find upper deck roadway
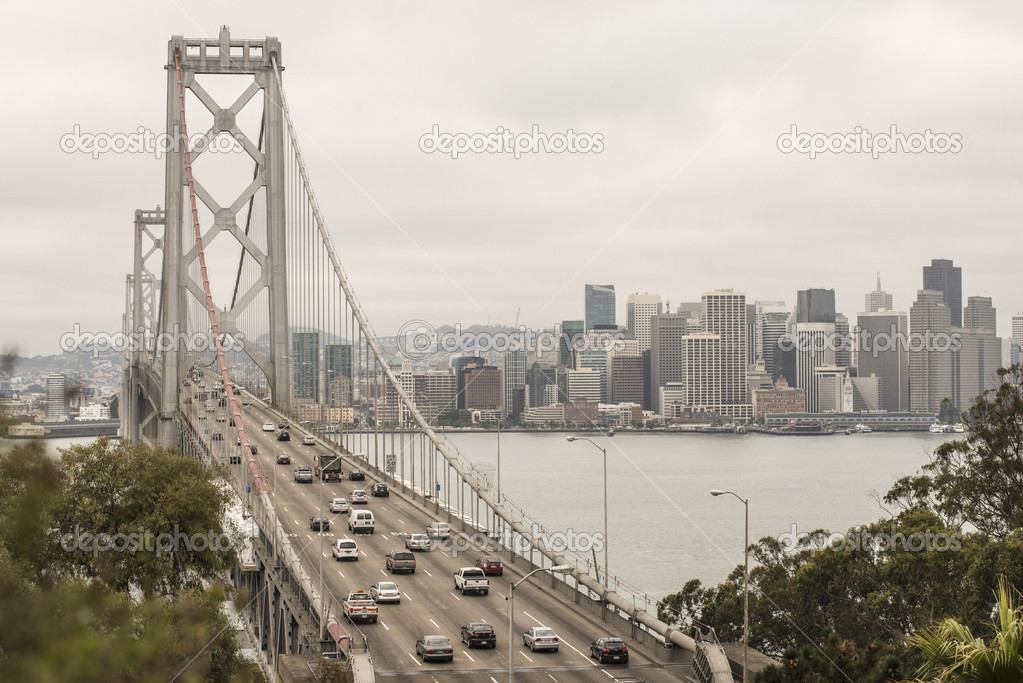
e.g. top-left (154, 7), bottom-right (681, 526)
top-left (220, 399), bottom-right (700, 682)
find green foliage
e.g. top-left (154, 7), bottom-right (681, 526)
top-left (755, 634), bottom-right (914, 683)
top-left (0, 440), bottom-right (262, 682)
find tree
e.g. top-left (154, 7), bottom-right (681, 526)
top-left (906, 577), bottom-right (1023, 682)
top-left (886, 364), bottom-right (1023, 538)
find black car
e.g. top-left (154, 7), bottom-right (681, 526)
top-left (460, 622), bottom-right (496, 648)
top-left (349, 469), bottom-right (365, 481)
top-left (211, 431), bottom-right (223, 441)
top-left (229, 453), bottom-right (241, 464)
top-left (310, 516), bottom-right (330, 532)
top-left (590, 636), bottom-right (629, 664)
top-left (371, 482), bottom-right (389, 497)
top-left (277, 430), bottom-right (290, 441)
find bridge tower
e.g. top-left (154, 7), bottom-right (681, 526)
top-left (154, 26), bottom-right (291, 445)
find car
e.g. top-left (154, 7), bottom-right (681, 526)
top-left (303, 434), bottom-right (316, 445)
top-left (242, 398), bottom-right (252, 406)
top-left (476, 556), bottom-right (503, 576)
top-left (216, 415), bottom-right (226, 422)
top-left (277, 430), bottom-right (290, 441)
top-left (294, 466), bottom-right (313, 483)
top-left (523, 626), bottom-right (559, 652)
top-left (276, 454), bottom-right (291, 465)
top-left (329, 497), bottom-right (349, 513)
top-left (211, 431), bottom-right (223, 441)
top-left (460, 622), bottom-right (496, 648)
top-left (405, 534), bottom-right (432, 551)
top-left (229, 453), bottom-right (241, 464)
top-left (349, 469), bottom-right (365, 481)
top-left (415, 635), bottom-right (453, 662)
top-left (278, 420), bottom-right (290, 429)
top-left (371, 482), bottom-right (389, 497)
top-left (350, 490), bottom-right (369, 504)
top-left (385, 550), bottom-right (416, 574)
top-left (426, 522), bottom-right (451, 539)
top-left (249, 444), bottom-right (258, 454)
top-left (331, 538), bottom-right (359, 561)
top-left (590, 636), bottom-right (629, 664)
top-left (262, 422), bottom-right (275, 432)
top-left (197, 413), bottom-right (207, 420)
top-left (310, 516), bottom-right (330, 532)
top-left (370, 581), bottom-right (401, 603)
top-left (347, 509), bottom-right (375, 534)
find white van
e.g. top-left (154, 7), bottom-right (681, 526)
top-left (348, 509), bottom-right (375, 534)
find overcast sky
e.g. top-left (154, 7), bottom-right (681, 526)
top-left (2, 1), bottom-right (1021, 358)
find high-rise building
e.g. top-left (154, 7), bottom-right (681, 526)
top-left (291, 330), bottom-right (320, 401)
top-left (835, 313), bottom-right (852, 369)
top-left (649, 313), bottom-right (690, 402)
top-left (610, 355), bottom-right (645, 405)
top-left (758, 303), bottom-right (793, 378)
top-left (701, 290), bottom-right (748, 406)
top-left (963, 296), bottom-right (996, 334)
top-left (909, 290), bottom-right (954, 413)
top-left (502, 349), bottom-right (527, 418)
top-left (865, 274), bottom-right (893, 313)
top-left (795, 323), bottom-right (836, 412)
top-left (585, 284), bottom-right (616, 331)
top-left (462, 365), bottom-right (503, 412)
top-left (576, 347), bottom-right (609, 402)
top-left (566, 367), bottom-right (602, 404)
top-left (559, 320), bottom-right (585, 367)
top-left (796, 288), bottom-right (836, 324)
top-left (673, 333), bottom-right (722, 413)
top-left (453, 356), bottom-right (486, 410)
top-left (626, 293), bottom-right (663, 352)
top-left (324, 342), bottom-right (352, 407)
top-left (1013, 313), bottom-right (1023, 346)
top-left (413, 369), bottom-right (457, 422)
top-left (857, 310), bottom-right (910, 412)
top-left (45, 373), bottom-right (68, 421)
top-left (955, 330), bottom-right (1002, 412)
top-left (526, 361), bottom-right (558, 408)
top-left (745, 303), bottom-right (757, 366)
top-left (923, 259), bottom-right (963, 327)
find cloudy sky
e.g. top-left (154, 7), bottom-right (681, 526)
top-left (2, 1), bottom-right (1021, 357)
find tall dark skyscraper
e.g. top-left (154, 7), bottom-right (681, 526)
top-left (584, 284), bottom-right (616, 330)
top-left (796, 288), bottom-right (836, 324)
top-left (559, 320), bottom-right (585, 367)
top-left (923, 259), bottom-right (963, 327)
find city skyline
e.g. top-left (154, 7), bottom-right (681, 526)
top-left (2, 3), bottom-right (1022, 359)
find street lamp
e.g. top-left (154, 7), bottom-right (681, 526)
top-left (565, 436), bottom-right (608, 590)
top-left (710, 489), bottom-right (749, 683)
top-left (318, 452), bottom-right (344, 639)
top-left (508, 564), bottom-right (573, 683)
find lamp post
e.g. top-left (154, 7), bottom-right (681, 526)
top-left (710, 489), bottom-right (748, 683)
top-left (508, 564), bottom-right (573, 683)
top-left (565, 436), bottom-right (608, 590)
top-left (318, 452), bottom-right (344, 640)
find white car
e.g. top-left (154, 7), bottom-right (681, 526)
top-left (262, 422), bottom-right (275, 432)
top-left (329, 497), bottom-right (349, 513)
top-left (405, 534), bottom-right (432, 551)
top-left (369, 581), bottom-right (401, 603)
top-left (332, 538), bottom-right (359, 561)
top-left (523, 626), bottom-right (560, 652)
top-left (426, 522), bottom-right (451, 540)
top-left (303, 434), bottom-right (316, 445)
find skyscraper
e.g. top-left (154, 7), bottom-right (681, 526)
top-left (453, 356), bottom-right (486, 410)
top-left (795, 323), bottom-right (836, 412)
top-left (857, 310), bottom-right (909, 412)
top-left (626, 293), bottom-right (663, 352)
top-left (559, 320), bottom-right (585, 367)
top-left (923, 259), bottom-right (963, 327)
top-left (758, 303), bottom-right (793, 378)
top-left (796, 288), bottom-right (836, 324)
top-left (701, 290), bottom-right (748, 407)
top-left (649, 312), bottom-right (690, 404)
top-left (45, 373), bottom-right (68, 421)
top-left (502, 349), bottom-right (527, 419)
top-left (291, 330), bottom-right (320, 401)
top-left (835, 313), bottom-right (852, 369)
top-left (865, 274), bottom-right (893, 313)
top-left (324, 342), bottom-right (352, 406)
top-left (585, 284), bottom-right (616, 330)
top-left (909, 290), bottom-right (953, 413)
top-left (963, 296), bottom-right (996, 334)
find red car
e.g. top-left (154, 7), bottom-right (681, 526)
top-left (476, 556), bottom-right (503, 576)
top-left (276, 454), bottom-right (291, 464)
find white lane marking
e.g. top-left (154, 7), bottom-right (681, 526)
top-left (561, 638), bottom-right (591, 664)
top-left (491, 678), bottom-right (500, 683)
top-left (337, 570), bottom-right (345, 578)
top-left (463, 651), bottom-right (475, 662)
top-left (423, 569), bottom-right (433, 577)
top-left (523, 610), bottom-right (543, 625)
top-left (408, 652), bottom-right (422, 666)
top-left (521, 652), bottom-right (534, 663)
top-left (429, 618), bottom-right (439, 629)
top-left (281, 505), bottom-right (288, 512)
top-left (449, 592), bottom-right (462, 601)
top-left (496, 591), bottom-right (506, 599)
top-left (381, 622), bottom-right (389, 631)
top-left (399, 519), bottom-right (406, 525)
top-left (403, 591), bottom-right (413, 602)
top-left (380, 569), bottom-right (388, 576)
top-left (294, 520), bottom-right (300, 525)
top-left (547, 675), bottom-right (558, 682)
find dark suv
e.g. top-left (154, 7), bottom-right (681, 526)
top-left (371, 482), bottom-right (389, 497)
top-left (460, 622), bottom-right (496, 648)
top-left (385, 550), bottom-right (416, 574)
top-left (277, 430), bottom-right (290, 441)
top-left (590, 636), bottom-right (629, 664)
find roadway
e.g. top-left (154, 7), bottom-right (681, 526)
top-left (220, 398), bottom-right (694, 682)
